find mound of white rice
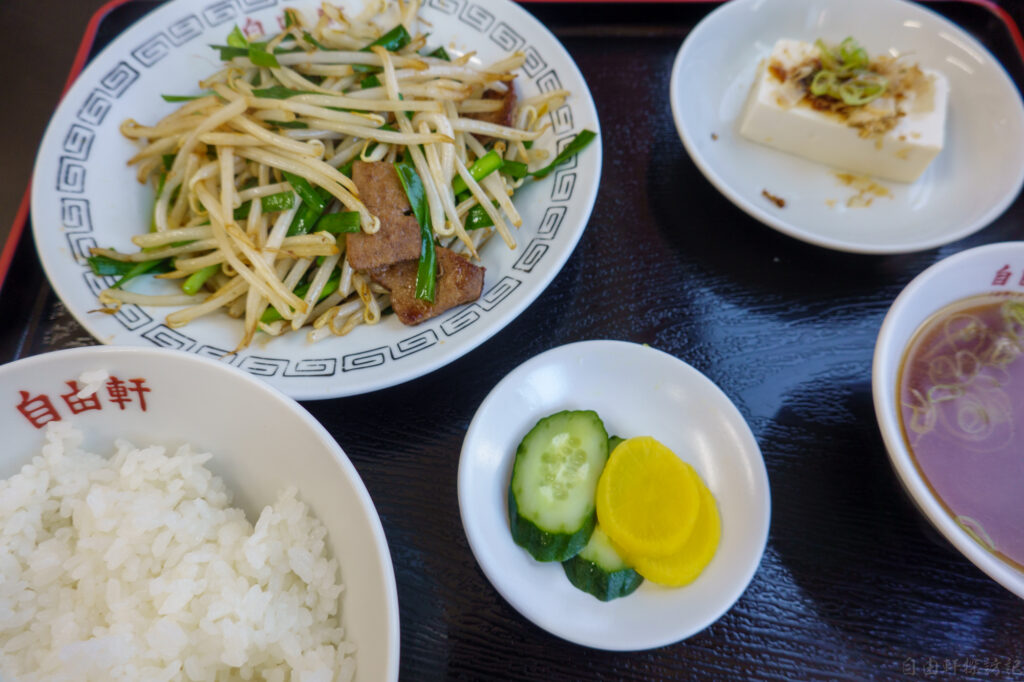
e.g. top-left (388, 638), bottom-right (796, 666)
top-left (0, 422), bottom-right (355, 682)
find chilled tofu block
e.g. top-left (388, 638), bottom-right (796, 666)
top-left (738, 39), bottom-right (949, 183)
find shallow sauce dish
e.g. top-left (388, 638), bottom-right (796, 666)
top-left (873, 242), bottom-right (1024, 599)
top-left (30, 0), bottom-right (600, 400)
top-left (0, 346), bottom-right (399, 680)
top-left (670, 0), bottom-right (1024, 253)
top-left (458, 340), bottom-right (770, 650)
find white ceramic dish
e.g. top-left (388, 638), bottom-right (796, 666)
top-left (670, 0), bottom-right (1024, 254)
top-left (873, 241), bottom-right (1024, 599)
top-left (30, 0), bottom-right (600, 400)
top-left (0, 346), bottom-right (399, 679)
top-left (458, 340), bottom-right (770, 650)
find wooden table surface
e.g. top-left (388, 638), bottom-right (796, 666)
top-left (3, 1), bottom-right (1024, 679)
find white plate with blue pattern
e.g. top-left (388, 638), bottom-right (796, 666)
top-left (31, 0), bottom-right (600, 400)
top-left (458, 341), bottom-right (771, 650)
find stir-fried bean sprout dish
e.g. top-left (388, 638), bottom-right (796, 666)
top-left (90, 0), bottom-right (596, 349)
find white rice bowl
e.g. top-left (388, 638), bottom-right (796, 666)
top-left (2, 423), bottom-right (351, 681)
top-left (0, 347), bottom-right (399, 682)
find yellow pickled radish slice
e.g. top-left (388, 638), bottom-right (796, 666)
top-left (595, 436), bottom-right (700, 558)
top-left (631, 476), bottom-right (721, 587)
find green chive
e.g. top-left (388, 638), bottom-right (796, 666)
top-left (282, 171), bottom-right (326, 213)
top-left (816, 39), bottom-right (840, 72)
top-left (501, 160), bottom-right (528, 180)
top-left (286, 186), bottom-right (332, 236)
top-left (302, 31), bottom-right (331, 51)
top-left (248, 46), bottom-right (280, 68)
top-left (181, 264), bottom-right (219, 295)
top-left (363, 25), bottom-right (412, 53)
top-left (426, 46), bottom-right (450, 61)
top-left (451, 150), bottom-right (504, 195)
top-left (261, 191), bottom-right (296, 213)
top-left (211, 41), bottom-right (300, 61)
top-left (810, 38), bottom-right (886, 105)
top-left (114, 259), bottom-right (169, 289)
top-left (161, 92), bottom-right (213, 102)
top-left (287, 204), bottom-right (322, 236)
top-left (394, 157), bottom-right (436, 302)
top-left (837, 76), bottom-right (887, 106)
top-left (87, 255), bottom-right (137, 277)
top-left (316, 211), bottom-right (361, 234)
top-left (465, 202), bottom-right (497, 230)
top-left (529, 129), bottom-right (597, 179)
top-left (85, 256), bottom-right (173, 289)
top-left (233, 191), bottom-right (296, 220)
top-left (212, 45), bottom-right (246, 60)
top-left (266, 120), bottom-right (309, 129)
top-left (810, 70), bottom-right (839, 97)
top-left (261, 270), bottom-right (341, 323)
top-left (353, 25), bottom-right (412, 72)
top-left (151, 172), bottom-right (169, 232)
top-left (226, 26), bottom-right (248, 48)
top-left (838, 37), bottom-right (869, 71)
top-left (252, 86), bottom-right (313, 99)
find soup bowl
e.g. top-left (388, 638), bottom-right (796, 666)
top-left (0, 346), bottom-right (399, 679)
top-left (873, 241), bottom-right (1024, 599)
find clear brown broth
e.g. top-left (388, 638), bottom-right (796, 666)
top-left (898, 292), bottom-right (1024, 568)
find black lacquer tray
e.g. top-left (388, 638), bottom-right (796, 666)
top-left (3, 1), bottom-right (1024, 679)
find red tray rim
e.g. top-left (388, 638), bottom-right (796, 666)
top-left (2, 0), bottom-right (1022, 292)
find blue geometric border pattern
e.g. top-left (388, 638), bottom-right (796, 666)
top-left (167, 15), bottom-right (205, 45)
top-left (286, 358), bottom-right (338, 376)
top-left (343, 347), bottom-right (388, 372)
top-left (240, 356), bottom-right (289, 376)
top-left (142, 325), bottom-right (197, 351)
top-left (490, 22), bottom-right (525, 52)
top-left (57, 158), bottom-right (87, 194)
top-left (60, 198), bottom-right (93, 231)
top-left (76, 90), bottom-right (112, 126)
top-left (392, 330), bottom-right (439, 358)
top-left (112, 304), bottom-right (153, 332)
top-left (513, 240), bottom-right (549, 274)
top-left (521, 46), bottom-right (546, 78)
top-left (132, 34), bottom-right (174, 67)
top-left (202, 0), bottom-right (239, 27)
top-left (197, 345), bottom-right (239, 361)
top-left (62, 125), bottom-right (95, 160)
top-left (238, 0), bottom-right (278, 10)
top-left (99, 61), bottom-right (140, 97)
top-left (68, 233), bottom-right (98, 262)
top-left (460, 2), bottom-right (494, 33)
top-left (54, 0), bottom-right (585, 384)
top-left (426, 0), bottom-right (461, 15)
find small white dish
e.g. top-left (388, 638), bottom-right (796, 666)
top-left (873, 241), bottom-right (1024, 599)
top-left (670, 0), bottom-right (1024, 254)
top-left (458, 340), bottom-right (770, 650)
top-left (0, 346), bottom-right (399, 680)
top-left (30, 0), bottom-right (600, 400)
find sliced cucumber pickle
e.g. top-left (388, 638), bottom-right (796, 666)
top-left (508, 410), bottom-right (609, 562)
top-left (562, 525), bottom-right (643, 601)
